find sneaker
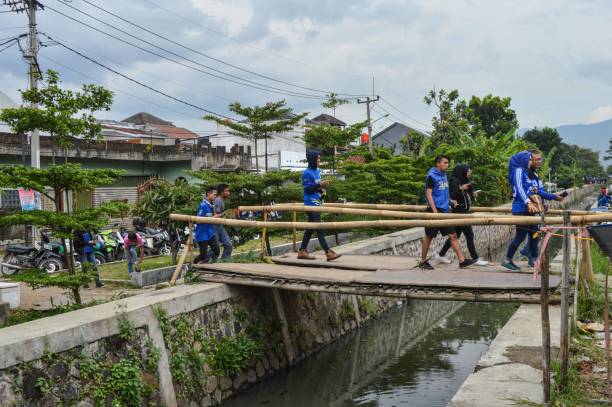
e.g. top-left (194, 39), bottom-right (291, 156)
top-left (96, 282), bottom-right (105, 288)
top-left (527, 257), bottom-right (536, 268)
top-left (459, 258), bottom-right (478, 268)
top-left (501, 258), bottom-right (521, 271)
top-left (433, 254), bottom-right (451, 264)
top-left (417, 261), bottom-right (434, 270)
top-left (474, 258), bottom-right (489, 266)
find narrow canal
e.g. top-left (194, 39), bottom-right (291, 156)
top-left (226, 300), bottom-right (518, 407)
top-left (226, 197), bottom-right (592, 407)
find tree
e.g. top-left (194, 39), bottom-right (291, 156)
top-left (399, 129), bottom-right (426, 158)
top-left (423, 88), bottom-right (469, 145)
top-left (0, 70), bottom-right (113, 164)
top-left (189, 169), bottom-right (302, 207)
top-left (467, 94), bottom-right (518, 137)
top-left (304, 121), bottom-right (365, 173)
top-left (605, 138), bottom-right (612, 161)
top-left (321, 92), bottom-right (349, 117)
top-left (0, 164), bottom-right (126, 304)
top-left (522, 127), bottom-right (562, 156)
top-left (204, 100), bottom-right (307, 173)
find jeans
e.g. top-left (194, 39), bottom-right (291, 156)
top-left (126, 246), bottom-right (139, 274)
top-left (80, 251), bottom-right (102, 286)
top-left (214, 225), bottom-right (233, 260)
top-left (506, 213), bottom-right (540, 260)
top-left (439, 225), bottom-right (479, 259)
top-left (299, 212), bottom-right (331, 252)
top-left (194, 239), bottom-right (220, 264)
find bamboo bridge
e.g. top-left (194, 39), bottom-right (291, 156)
top-left (169, 202), bottom-right (611, 305)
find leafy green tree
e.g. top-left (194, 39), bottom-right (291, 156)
top-left (0, 164), bottom-right (126, 304)
top-left (304, 121), bottom-right (365, 173)
top-left (466, 94), bottom-right (518, 137)
top-left (204, 100), bottom-right (307, 173)
top-left (0, 70), bottom-right (113, 164)
top-left (399, 129), bottom-right (426, 158)
top-left (605, 138), bottom-right (612, 161)
top-left (423, 88), bottom-right (469, 145)
top-left (338, 155), bottom-right (423, 204)
top-left (188, 169), bottom-right (302, 206)
top-left (522, 127), bottom-right (562, 156)
top-left (427, 131), bottom-right (528, 205)
top-left (321, 92), bottom-right (350, 117)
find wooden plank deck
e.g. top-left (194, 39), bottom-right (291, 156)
top-left (192, 255), bottom-right (560, 304)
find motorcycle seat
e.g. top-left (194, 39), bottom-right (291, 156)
top-left (6, 244), bottom-right (36, 254)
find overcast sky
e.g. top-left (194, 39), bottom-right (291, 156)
top-left (1, 0), bottom-right (612, 135)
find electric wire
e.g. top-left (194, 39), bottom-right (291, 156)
top-left (43, 2), bottom-right (331, 100)
top-left (39, 32), bottom-right (234, 120)
top-left (77, 0), bottom-right (367, 98)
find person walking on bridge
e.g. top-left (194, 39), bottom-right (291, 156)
top-left (502, 150), bottom-right (563, 271)
top-left (193, 186), bottom-right (221, 264)
top-left (434, 164), bottom-right (489, 267)
top-left (418, 155), bottom-right (477, 270)
top-left (297, 149), bottom-right (341, 261)
top-left (598, 187), bottom-right (612, 208)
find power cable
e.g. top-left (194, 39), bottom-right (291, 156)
top-left (39, 32), bottom-right (234, 120)
top-left (78, 0), bottom-right (367, 97)
top-left (138, 0), bottom-right (373, 81)
top-left (379, 96), bottom-right (433, 130)
top-left (43, 2), bottom-right (330, 100)
top-left (40, 30), bottom-right (233, 103)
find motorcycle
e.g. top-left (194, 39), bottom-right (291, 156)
top-left (98, 228), bottom-right (120, 262)
top-left (133, 218), bottom-right (172, 256)
top-left (1, 231), bottom-right (66, 275)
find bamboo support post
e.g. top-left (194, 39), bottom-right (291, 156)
top-left (560, 210), bottom-right (571, 388)
top-left (260, 210), bottom-right (268, 260)
top-left (291, 211), bottom-right (297, 252)
top-left (271, 288), bottom-right (295, 364)
top-left (573, 230), bottom-right (582, 327)
top-left (581, 228), bottom-right (595, 285)
top-left (605, 259), bottom-right (611, 397)
top-left (541, 235), bottom-right (552, 406)
top-left (171, 222), bottom-right (193, 285)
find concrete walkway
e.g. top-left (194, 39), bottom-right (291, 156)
top-left (448, 304), bottom-right (561, 406)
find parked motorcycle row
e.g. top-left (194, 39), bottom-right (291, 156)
top-left (0, 218), bottom-right (174, 276)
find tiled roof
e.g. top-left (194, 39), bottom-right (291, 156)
top-left (149, 124), bottom-right (198, 140)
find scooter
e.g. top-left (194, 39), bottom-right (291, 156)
top-left (1, 232), bottom-right (66, 275)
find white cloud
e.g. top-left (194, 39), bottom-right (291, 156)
top-left (585, 106), bottom-right (612, 124)
top-left (188, 0), bottom-right (254, 36)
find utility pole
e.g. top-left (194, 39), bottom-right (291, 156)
top-left (27, 0), bottom-right (40, 169)
top-left (357, 95), bottom-right (379, 153)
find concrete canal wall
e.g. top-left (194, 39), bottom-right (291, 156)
top-left (0, 185), bottom-right (595, 406)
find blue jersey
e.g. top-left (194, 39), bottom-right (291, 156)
top-left (302, 167), bottom-right (323, 206)
top-left (424, 167), bottom-right (450, 212)
top-left (194, 200), bottom-right (215, 242)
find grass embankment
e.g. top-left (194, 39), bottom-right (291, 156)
top-left (550, 244), bottom-right (612, 405)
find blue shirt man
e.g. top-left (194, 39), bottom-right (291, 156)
top-left (193, 187), bottom-right (221, 264)
top-left (419, 155), bottom-right (475, 270)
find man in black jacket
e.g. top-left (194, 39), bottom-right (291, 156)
top-left (434, 164), bottom-right (489, 266)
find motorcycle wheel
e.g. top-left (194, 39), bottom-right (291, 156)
top-left (40, 258), bottom-right (62, 274)
top-left (94, 254), bottom-right (105, 266)
top-left (0, 255), bottom-right (19, 276)
top-left (160, 244), bottom-right (171, 256)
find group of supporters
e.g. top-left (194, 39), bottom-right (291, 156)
top-left (188, 148), bottom-right (575, 272)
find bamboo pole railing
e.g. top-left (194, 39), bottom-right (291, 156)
top-left (237, 204), bottom-right (596, 221)
top-left (169, 212), bottom-right (612, 230)
top-left (271, 202), bottom-right (592, 216)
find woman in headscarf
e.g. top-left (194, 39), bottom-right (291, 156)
top-left (434, 164), bottom-right (489, 266)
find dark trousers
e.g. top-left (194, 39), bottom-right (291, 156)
top-left (193, 239), bottom-right (220, 264)
top-left (299, 212), bottom-right (330, 252)
top-left (79, 251), bottom-right (102, 287)
top-left (439, 225), bottom-right (479, 259)
top-left (506, 213), bottom-right (540, 260)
